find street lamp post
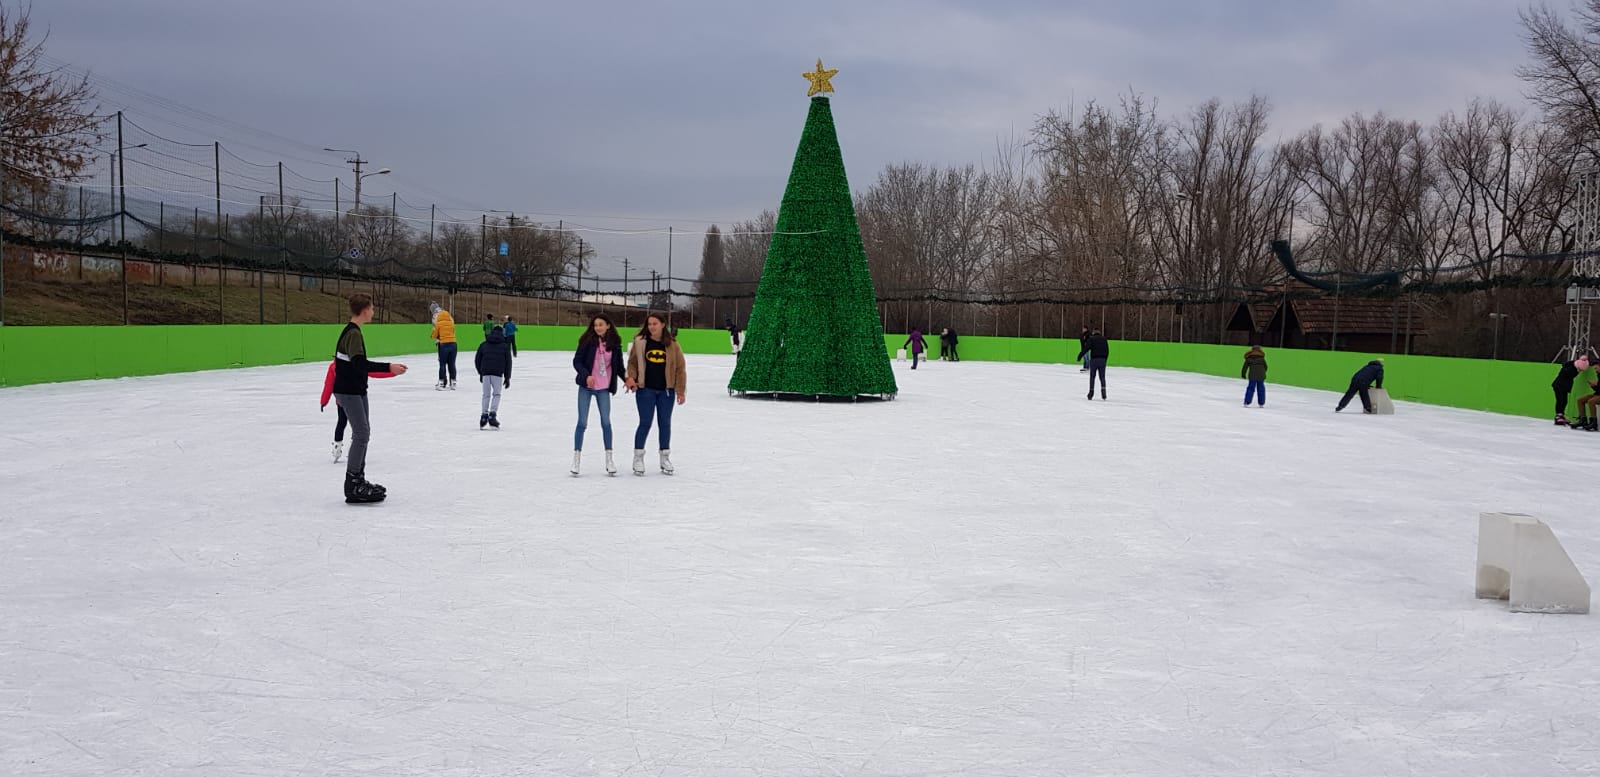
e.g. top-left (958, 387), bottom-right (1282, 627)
top-left (323, 148), bottom-right (389, 214)
top-left (324, 149), bottom-right (388, 274)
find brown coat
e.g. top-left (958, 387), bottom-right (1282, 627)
top-left (626, 335), bottom-right (687, 397)
top-left (1241, 348), bottom-right (1267, 381)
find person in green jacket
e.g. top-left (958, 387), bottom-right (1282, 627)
top-left (483, 314), bottom-right (495, 338)
top-left (1241, 345), bottom-right (1267, 407)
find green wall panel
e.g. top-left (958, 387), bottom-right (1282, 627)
top-left (0, 325), bottom-right (1582, 421)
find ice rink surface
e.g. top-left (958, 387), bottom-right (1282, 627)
top-left (2, 352), bottom-right (1597, 776)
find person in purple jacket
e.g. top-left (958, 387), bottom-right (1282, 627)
top-left (572, 314), bottom-right (625, 476)
top-left (902, 328), bottom-right (928, 369)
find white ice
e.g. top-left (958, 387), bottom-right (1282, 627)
top-left (2, 354), bottom-right (1597, 776)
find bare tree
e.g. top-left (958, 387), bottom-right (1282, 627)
top-left (1281, 113), bottom-right (1430, 276)
top-left (1029, 95), bottom-right (1167, 308)
top-left (856, 162), bottom-right (1002, 331)
top-left (0, 4), bottom-right (102, 198)
top-left (1519, 2), bottom-right (1600, 154)
top-left (718, 210), bottom-right (775, 323)
top-left (692, 224), bottom-right (726, 322)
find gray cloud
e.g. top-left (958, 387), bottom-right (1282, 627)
top-left (36, 0), bottom-right (1535, 279)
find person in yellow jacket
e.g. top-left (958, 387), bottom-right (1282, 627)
top-left (429, 302), bottom-right (458, 390)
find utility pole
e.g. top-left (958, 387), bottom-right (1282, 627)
top-left (118, 112), bottom-right (128, 324)
top-left (258, 195), bottom-right (266, 324)
top-left (582, 235), bottom-right (595, 298)
top-left (324, 148), bottom-right (388, 224)
top-left (0, 107), bottom-right (6, 327)
top-left (116, 112), bottom-right (126, 243)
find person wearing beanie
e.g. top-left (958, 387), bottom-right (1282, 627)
top-left (429, 302), bottom-right (458, 390)
top-left (1551, 353), bottom-right (1591, 426)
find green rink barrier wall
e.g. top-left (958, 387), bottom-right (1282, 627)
top-left (0, 324), bottom-right (1578, 420)
top-left (887, 333), bottom-right (1571, 419)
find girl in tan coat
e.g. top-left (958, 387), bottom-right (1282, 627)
top-left (625, 313), bottom-right (688, 475)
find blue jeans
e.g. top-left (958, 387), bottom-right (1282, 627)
top-left (575, 387), bottom-right (613, 450)
top-left (1087, 358), bottom-right (1107, 393)
top-left (1244, 380), bottom-right (1266, 405)
top-left (634, 387), bottom-right (676, 449)
top-left (437, 342), bottom-right (458, 383)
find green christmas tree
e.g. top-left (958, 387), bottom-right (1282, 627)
top-left (728, 62), bottom-right (898, 399)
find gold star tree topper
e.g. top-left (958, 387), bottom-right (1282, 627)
top-left (804, 59), bottom-right (838, 97)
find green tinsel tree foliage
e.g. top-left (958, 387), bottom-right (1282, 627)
top-left (728, 96), bottom-right (897, 398)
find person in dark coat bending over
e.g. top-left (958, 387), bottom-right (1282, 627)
top-left (1550, 353), bottom-right (1591, 426)
top-left (1335, 359), bottom-right (1385, 414)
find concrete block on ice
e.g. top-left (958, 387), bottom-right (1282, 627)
top-left (1368, 387), bottom-right (1395, 414)
top-left (1477, 512), bottom-right (1590, 614)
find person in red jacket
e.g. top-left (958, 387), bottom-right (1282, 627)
top-left (320, 358), bottom-right (394, 463)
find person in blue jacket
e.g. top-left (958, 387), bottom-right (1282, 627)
top-left (502, 315), bottom-right (519, 357)
top-left (1335, 359), bottom-right (1384, 413)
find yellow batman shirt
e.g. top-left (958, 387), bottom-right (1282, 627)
top-left (643, 339), bottom-right (668, 390)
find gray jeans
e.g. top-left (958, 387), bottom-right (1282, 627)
top-left (481, 375), bottom-right (504, 414)
top-left (333, 393), bottom-right (370, 475)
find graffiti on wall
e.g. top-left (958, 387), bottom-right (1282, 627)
top-left (126, 261), bottom-right (155, 281)
top-left (32, 251), bottom-right (71, 275)
top-left (81, 256), bottom-right (122, 274)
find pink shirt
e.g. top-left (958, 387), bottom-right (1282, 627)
top-left (591, 343), bottom-right (611, 389)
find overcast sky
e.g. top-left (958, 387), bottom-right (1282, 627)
top-left (35, 0), bottom-right (1536, 283)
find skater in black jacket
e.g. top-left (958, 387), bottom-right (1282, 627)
top-left (1335, 359), bottom-right (1385, 413)
top-left (475, 325), bottom-right (513, 429)
top-left (1551, 354), bottom-right (1591, 426)
top-left (1077, 329), bottom-right (1109, 399)
top-left (332, 294), bottom-right (408, 503)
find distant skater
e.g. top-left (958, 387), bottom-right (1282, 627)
top-left (1241, 345), bottom-right (1267, 407)
top-left (903, 329), bottom-right (927, 369)
top-left (1078, 329), bottom-right (1109, 400)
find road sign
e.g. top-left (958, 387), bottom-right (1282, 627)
top-left (498, 241), bottom-right (509, 256)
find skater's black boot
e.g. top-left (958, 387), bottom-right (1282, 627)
top-left (1101, 388), bottom-right (1106, 400)
top-left (1571, 416), bottom-right (1589, 430)
top-left (479, 413), bottom-right (489, 429)
top-left (1086, 390), bottom-right (1094, 400)
top-left (488, 412), bottom-right (500, 428)
top-left (344, 471), bottom-right (385, 503)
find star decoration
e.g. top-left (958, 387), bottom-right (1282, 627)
top-left (804, 59), bottom-right (838, 97)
